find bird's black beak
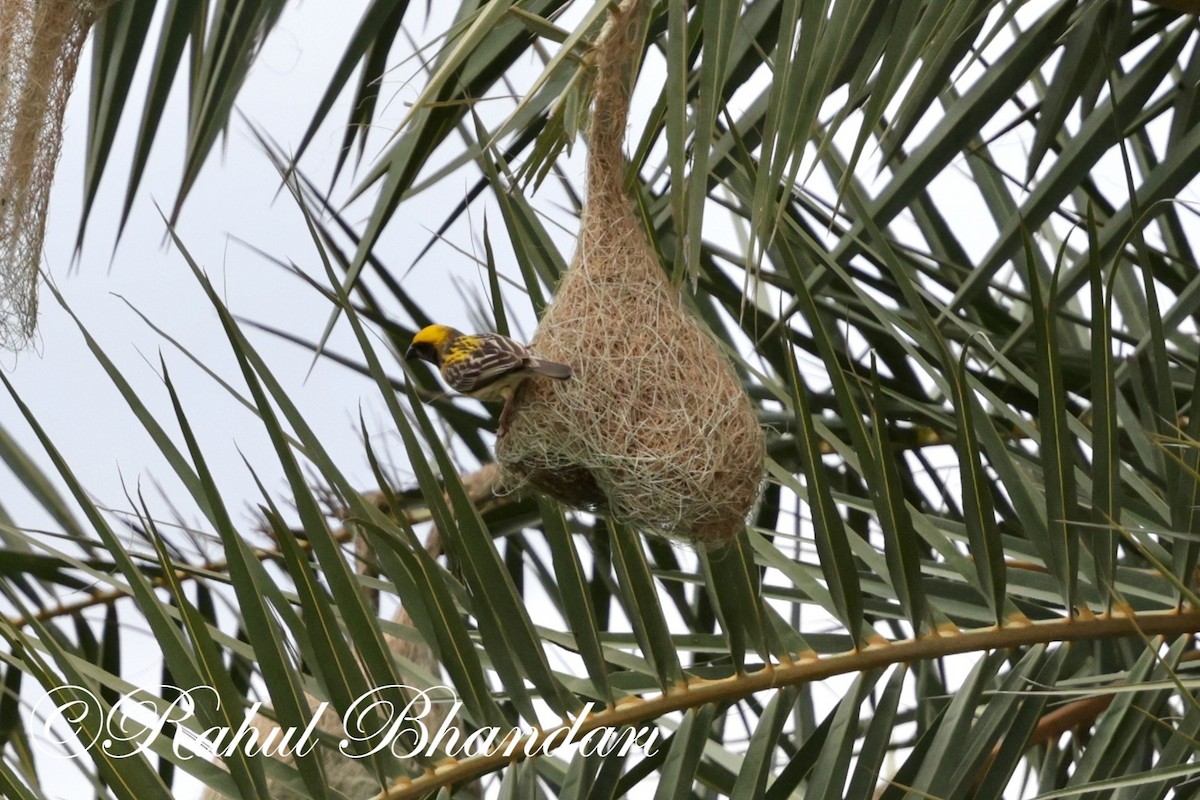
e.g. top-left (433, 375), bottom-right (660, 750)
top-left (404, 345), bottom-right (417, 360)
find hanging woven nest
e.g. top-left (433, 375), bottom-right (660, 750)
top-left (0, 0), bottom-right (113, 350)
top-left (496, 0), bottom-right (764, 546)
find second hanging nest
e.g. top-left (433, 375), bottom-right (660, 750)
top-left (0, 0), bottom-right (116, 349)
top-left (495, 0), bottom-right (764, 546)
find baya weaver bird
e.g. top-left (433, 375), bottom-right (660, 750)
top-left (405, 324), bottom-right (573, 402)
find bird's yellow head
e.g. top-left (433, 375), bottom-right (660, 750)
top-left (405, 324), bottom-right (461, 365)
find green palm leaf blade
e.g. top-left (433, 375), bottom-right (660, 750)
top-left (951, 353), bottom-right (1009, 625)
top-left (78, 0), bottom-right (155, 250)
top-left (782, 351), bottom-right (865, 645)
top-left (364, 512), bottom-right (506, 727)
top-left (1061, 636), bottom-right (1189, 794)
top-left (0, 756), bottom-right (42, 800)
top-left (0, 376), bottom-right (275, 796)
top-left (140, 522), bottom-right (276, 800)
top-left (1086, 206), bottom-right (1119, 611)
top-left (729, 686), bottom-right (798, 800)
top-left (291, 0), bottom-right (412, 180)
top-left (173, 0), bottom-right (289, 224)
top-left (556, 751), bottom-right (603, 800)
top-left (1023, 234), bottom-right (1081, 614)
top-left (841, 664), bottom-right (907, 800)
top-left (607, 521), bottom-right (685, 691)
top-left (0, 423), bottom-right (89, 550)
top-left (0, 597), bottom-right (173, 800)
top-left (113, 0), bottom-right (203, 240)
top-left (1111, 120), bottom-right (1191, 602)
top-left (1026, 2), bottom-right (1128, 181)
top-left (651, 704), bottom-right (717, 800)
top-left (761, 686), bottom-right (839, 800)
top-left (475, 135), bottom-right (557, 314)
top-left (539, 498), bottom-right (613, 704)
top-left (951, 16), bottom-right (1191, 312)
top-left (866, 363), bottom-right (928, 635)
top-left (280, 213), bottom-right (518, 725)
top-left (682, 0), bottom-right (738, 286)
top-left (151, 378), bottom-right (337, 797)
top-left (879, 0), bottom-right (994, 167)
top-left (313, 0), bottom-right (571, 354)
top-left (697, 536), bottom-right (778, 672)
top-left (804, 668), bottom-right (884, 800)
top-left (1128, 676), bottom-right (1200, 800)
top-left (936, 645), bottom-right (1058, 795)
top-left (970, 645), bottom-right (1070, 800)
top-left (396, 381), bottom-right (579, 719)
top-left (663, 0), bottom-right (690, 285)
top-left (1175, 363), bottom-right (1200, 601)
top-left (906, 650), bottom-right (1009, 794)
top-left (165, 228), bottom-right (454, 774)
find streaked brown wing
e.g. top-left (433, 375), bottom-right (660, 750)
top-left (442, 334), bottom-right (528, 393)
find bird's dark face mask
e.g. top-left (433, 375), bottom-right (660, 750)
top-left (405, 341), bottom-right (438, 364)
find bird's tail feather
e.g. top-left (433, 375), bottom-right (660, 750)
top-left (527, 358), bottom-right (573, 379)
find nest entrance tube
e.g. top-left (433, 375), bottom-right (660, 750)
top-left (496, 0), bottom-right (765, 546)
top-left (0, 0), bottom-right (111, 349)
